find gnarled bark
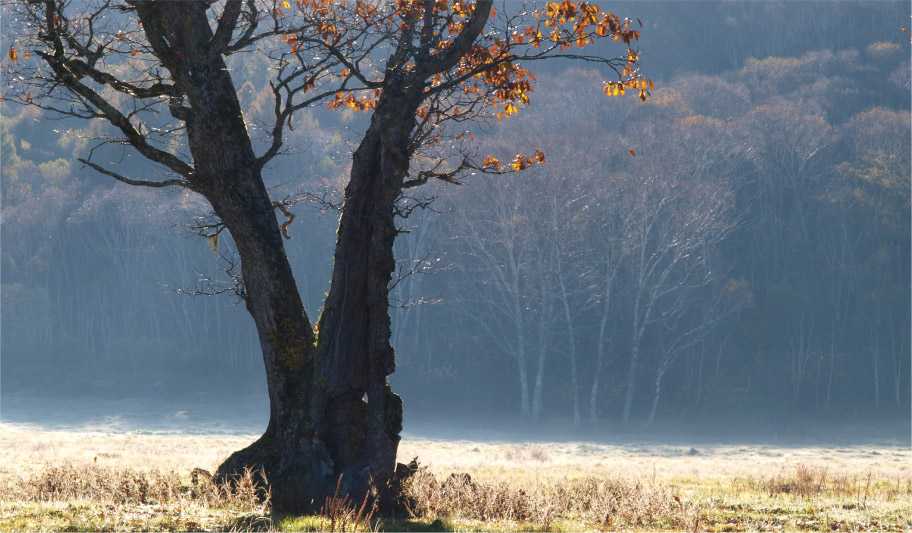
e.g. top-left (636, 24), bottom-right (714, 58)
top-left (312, 88), bottom-right (420, 507)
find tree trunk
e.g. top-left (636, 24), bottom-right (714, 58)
top-left (133, 2), bottom-right (407, 513)
top-left (590, 305), bottom-right (610, 422)
top-left (621, 340), bottom-right (641, 425)
top-left (130, 3), bottom-right (334, 512)
top-left (309, 89), bottom-right (425, 509)
top-left (590, 263), bottom-right (615, 422)
top-left (622, 291), bottom-right (647, 425)
top-left (313, 121), bottom-right (405, 506)
top-left (646, 368), bottom-right (666, 426)
top-left (556, 269), bottom-right (581, 426)
top-left (512, 275), bottom-right (531, 419)
top-left (531, 344), bottom-right (546, 422)
top-left (872, 315), bottom-right (880, 410)
top-left (531, 282), bottom-right (552, 422)
top-left (893, 315), bottom-right (908, 409)
top-left (826, 322), bottom-right (836, 413)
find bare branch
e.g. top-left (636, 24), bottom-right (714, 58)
top-left (415, 0), bottom-right (493, 78)
top-left (211, 0), bottom-right (245, 58)
top-left (168, 252), bottom-right (247, 304)
top-left (78, 158), bottom-right (198, 191)
top-left (272, 198), bottom-right (297, 239)
top-left (38, 47), bottom-right (195, 178)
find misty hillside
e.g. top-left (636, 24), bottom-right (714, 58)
top-left (1, 0), bottom-right (909, 427)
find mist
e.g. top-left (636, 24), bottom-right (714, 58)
top-left (2, 0), bottom-right (909, 444)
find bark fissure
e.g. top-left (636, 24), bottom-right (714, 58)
top-left (315, 91), bottom-right (419, 502)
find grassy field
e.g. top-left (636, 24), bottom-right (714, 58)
top-left (0, 421), bottom-right (909, 532)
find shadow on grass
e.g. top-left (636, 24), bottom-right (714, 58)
top-left (273, 514), bottom-right (450, 532)
top-left (222, 513), bottom-right (275, 532)
top-left (379, 518), bottom-right (449, 531)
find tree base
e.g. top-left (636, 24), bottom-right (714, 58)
top-left (216, 428), bottom-right (336, 513)
top-left (215, 399), bottom-right (411, 515)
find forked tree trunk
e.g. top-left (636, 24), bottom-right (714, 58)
top-left (133, 2), bottom-right (408, 514)
top-left (221, 98), bottom-right (421, 513)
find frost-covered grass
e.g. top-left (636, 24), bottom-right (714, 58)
top-left (1, 423), bottom-right (909, 531)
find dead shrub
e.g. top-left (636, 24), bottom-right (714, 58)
top-left (405, 467), bottom-right (688, 529)
top-left (28, 463), bottom-right (180, 504)
top-left (319, 475), bottom-right (378, 532)
top-left (503, 444), bottom-right (551, 463)
top-left (6, 462), bottom-right (267, 513)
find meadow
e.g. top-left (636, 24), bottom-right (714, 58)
top-left (0, 420), bottom-right (909, 532)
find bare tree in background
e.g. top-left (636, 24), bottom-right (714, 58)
top-left (616, 159), bottom-right (735, 425)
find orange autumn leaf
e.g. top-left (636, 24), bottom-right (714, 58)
top-left (8, 46), bottom-right (17, 62)
top-left (511, 153), bottom-right (526, 171)
top-left (482, 155), bottom-right (501, 170)
top-left (628, 149), bottom-right (636, 157)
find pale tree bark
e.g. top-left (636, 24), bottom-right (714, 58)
top-left (547, 200), bottom-right (584, 426)
top-left (588, 189), bottom-right (632, 422)
top-left (617, 163), bottom-right (734, 425)
top-left (530, 256), bottom-right (554, 423)
top-left (453, 176), bottom-right (534, 418)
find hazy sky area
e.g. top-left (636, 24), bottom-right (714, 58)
top-left (1, 0), bottom-right (909, 440)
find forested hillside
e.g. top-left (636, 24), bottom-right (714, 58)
top-left (2, 1), bottom-right (909, 425)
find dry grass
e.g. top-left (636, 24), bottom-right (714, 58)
top-left (398, 463), bottom-right (910, 532)
top-left (403, 469), bottom-right (686, 530)
top-left (318, 476), bottom-right (379, 532)
top-left (0, 423), bottom-right (252, 478)
top-left (0, 422), bottom-right (909, 532)
top-left (0, 462), bottom-right (271, 531)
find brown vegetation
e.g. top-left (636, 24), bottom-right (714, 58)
top-left (0, 426), bottom-right (909, 531)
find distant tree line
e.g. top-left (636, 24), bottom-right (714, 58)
top-left (2, 1), bottom-right (908, 424)
top-left (389, 37), bottom-right (911, 423)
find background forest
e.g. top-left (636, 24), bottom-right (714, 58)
top-left (2, 1), bottom-right (909, 426)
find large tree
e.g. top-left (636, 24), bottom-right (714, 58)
top-left (4, 0), bottom-right (647, 511)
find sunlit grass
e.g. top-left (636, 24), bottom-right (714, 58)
top-left (0, 423), bottom-right (909, 532)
